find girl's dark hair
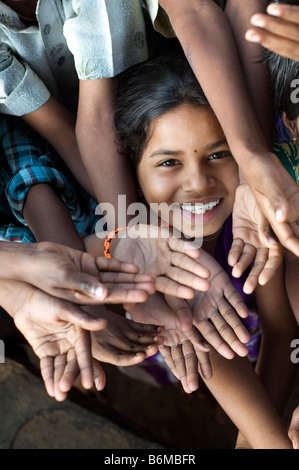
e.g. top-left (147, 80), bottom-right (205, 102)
top-left (264, 0), bottom-right (299, 120)
top-left (114, 55), bottom-right (209, 167)
top-left (264, 50), bottom-right (299, 121)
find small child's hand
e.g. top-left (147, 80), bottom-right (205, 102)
top-left (15, 241), bottom-right (155, 305)
top-left (159, 327), bottom-right (211, 392)
top-left (229, 182), bottom-right (283, 293)
top-left (40, 350), bottom-right (106, 402)
top-left (237, 152), bottom-right (299, 258)
top-left (89, 306), bottom-right (162, 366)
top-left (186, 250), bottom-right (250, 360)
top-left (2, 280), bottom-right (109, 400)
top-left (246, 3), bottom-right (299, 61)
top-left (111, 224), bottom-right (211, 299)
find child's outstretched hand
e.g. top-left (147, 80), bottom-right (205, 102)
top-left (1, 280), bottom-right (109, 399)
top-left (7, 241), bottom-right (155, 305)
top-left (246, 3), bottom-right (299, 61)
top-left (88, 307), bottom-right (162, 366)
top-left (102, 224), bottom-right (211, 299)
top-left (228, 182), bottom-right (283, 294)
top-left (40, 350), bottom-right (106, 402)
top-left (39, 303), bottom-right (162, 402)
top-left (237, 152), bottom-right (299, 258)
top-left (166, 259), bottom-right (251, 361)
top-left (158, 327), bottom-right (211, 392)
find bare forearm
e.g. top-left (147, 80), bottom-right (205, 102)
top-left (22, 97), bottom-right (95, 198)
top-left (285, 251), bottom-right (299, 326)
top-left (76, 119), bottom-right (137, 228)
top-left (203, 351), bottom-right (292, 448)
top-left (255, 277), bottom-right (299, 417)
top-left (225, 0), bottom-right (273, 148)
top-left (76, 78), bottom-right (137, 230)
top-left (161, 0), bottom-right (268, 159)
top-left (23, 184), bottom-right (84, 250)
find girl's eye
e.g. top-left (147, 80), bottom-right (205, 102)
top-left (158, 159), bottom-right (180, 167)
top-left (208, 151), bottom-right (232, 161)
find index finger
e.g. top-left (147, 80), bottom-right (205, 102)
top-left (267, 3), bottom-right (299, 24)
top-left (251, 13), bottom-right (299, 42)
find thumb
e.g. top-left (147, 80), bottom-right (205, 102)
top-left (165, 295), bottom-right (193, 332)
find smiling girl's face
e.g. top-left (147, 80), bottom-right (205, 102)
top-left (137, 103), bottom-right (239, 238)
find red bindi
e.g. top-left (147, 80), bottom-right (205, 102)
top-left (194, 149), bottom-right (197, 153)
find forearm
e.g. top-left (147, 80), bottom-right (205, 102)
top-left (225, 0), bottom-right (274, 148)
top-left (255, 334), bottom-right (298, 417)
top-left (202, 351), bottom-right (292, 448)
top-left (160, 0), bottom-right (269, 159)
top-left (23, 184), bottom-right (84, 250)
top-left (22, 97), bottom-right (95, 198)
top-left (285, 250), bottom-right (299, 326)
top-left (76, 78), bottom-right (137, 230)
top-left (255, 277), bottom-right (299, 416)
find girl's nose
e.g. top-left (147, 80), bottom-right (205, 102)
top-left (182, 164), bottom-right (216, 193)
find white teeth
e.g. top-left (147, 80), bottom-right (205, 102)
top-left (181, 199), bottom-right (220, 215)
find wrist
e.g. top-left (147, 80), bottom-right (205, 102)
top-left (0, 242), bottom-right (38, 282)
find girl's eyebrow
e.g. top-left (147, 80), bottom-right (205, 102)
top-left (148, 149), bottom-right (181, 158)
top-left (206, 139), bottom-right (228, 152)
top-left (148, 139), bottom-right (228, 158)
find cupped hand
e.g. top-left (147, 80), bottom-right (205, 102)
top-left (159, 326), bottom-right (212, 392)
top-left (238, 153), bottom-right (299, 258)
top-left (17, 241), bottom-right (155, 304)
top-left (186, 250), bottom-right (251, 359)
top-left (229, 182), bottom-right (283, 293)
top-left (111, 224), bottom-right (211, 299)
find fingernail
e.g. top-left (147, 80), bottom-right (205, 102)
top-left (94, 377), bottom-right (101, 390)
top-left (95, 286), bottom-right (105, 299)
top-left (251, 16), bottom-right (265, 27)
top-left (267, 4), bottom-right (280, 16)
top-left (245, 30), bottom-right (261, 42)
top-left (276, 209), bottom-right (285, 222)
top-left (268, 236), bottom-right (278, 245)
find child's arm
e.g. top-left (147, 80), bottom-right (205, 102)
top-left (202, 350), bottom-right (292, 448)
top-left (254, 263), bottom-right (298, 416)
top-left (22, 183), bottom-right (85, 250)
top-left (235, 262), bottom-right (298, 448)
top-left (1, 114), bottom-right (86, 250)
top-left (22, 96), bottom-right (95, 198)
top-left (75, 77), bottom-right (137, 230)
top-left (158, 0), bottom-right (299, 257)
top-left (225, 0), bottom-right (273, 147)
top-left (285, 250), bottom-right (299, 326)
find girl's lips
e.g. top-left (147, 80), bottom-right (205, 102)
top-left (179, 198), bottom-right (224, 224)
top-left (181, 198), bottom-right (221, 215)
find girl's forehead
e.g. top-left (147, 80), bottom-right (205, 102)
top-left (145, 104), bottom-right (225, 148)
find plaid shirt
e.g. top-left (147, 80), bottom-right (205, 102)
top-left (0, 115), bottom-right (98, 243)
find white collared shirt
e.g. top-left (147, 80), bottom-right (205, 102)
top-left (0, 0), bottom-right (148, 116)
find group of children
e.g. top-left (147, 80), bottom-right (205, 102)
top-left (0, 0), bottom-right (298, 449)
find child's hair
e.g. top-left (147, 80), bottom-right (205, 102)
top-left (114, 55), bottom-right (210, 167)
top-left (264, 50), bottom-right (299, 121)
top-left (264, 0), bottom-right (299, 121)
